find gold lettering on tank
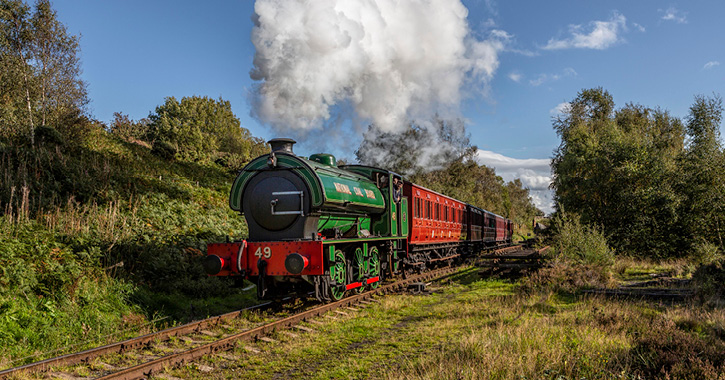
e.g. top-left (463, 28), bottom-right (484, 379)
top-left (334, 182), bottom-right (352, 195)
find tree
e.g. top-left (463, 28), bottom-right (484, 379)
top-left (0, 0), bottom-right (87, 142)
top-left (551, 88), bottom-right (686, 257)
top-left (30, 0), bottom-right (87, 128)
top-left (679, 94), bottom-right (724, 249)
top-left (355, 116), bottom-right (541, 226)
top-left (147, 95), bottom-right (264, 162)
top-left (0, 0), bottom-right (34, 138)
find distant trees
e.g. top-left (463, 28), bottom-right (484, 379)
top-left (409, 160), bottom-right (542, 227)
top-left (0, 0), bottom-right (88, 143)
top-left (551, 88), bottom-right (724, 257)
top-left (355, 118), bottom-right (542, 229)
top-left (145, 95), bottom-right (267, 164)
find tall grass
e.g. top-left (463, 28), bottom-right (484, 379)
top-left (0, 133), bottom-right (255, 365)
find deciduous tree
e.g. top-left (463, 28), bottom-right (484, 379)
top-left (0, 0), bottom-right (87, 143)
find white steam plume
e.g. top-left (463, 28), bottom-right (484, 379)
top-left (249, 0), bottom-right (506, 134)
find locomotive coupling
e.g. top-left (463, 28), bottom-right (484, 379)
top-left (284, 253), bottom-right (309, 274)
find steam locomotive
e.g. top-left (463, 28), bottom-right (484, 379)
top-left (204, 138), bottom-right (513, 301)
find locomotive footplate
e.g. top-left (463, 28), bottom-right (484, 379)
top-left (206, 240), bottom-right (325, 277)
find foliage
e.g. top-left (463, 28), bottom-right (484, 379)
top-left (549, 211), bottom-right (614, 267)
top-left (678, 94), bottom-right (725, 251)
top-left (625, 317), bottom-right (725, 379)
top-left (146, 95), bottom-right (267, 162)
top-left (151, 139), bottom-right (176, 160)
top-left (550, 88), bottom-right (725, 257)
top-left (0, 0), bottom-right (88, 143)
top-left (33, 124), bottom-right (63, 145)
top-left (109, 112), bottom-right (150, 143)
top-left (692, 257), bottom-right (725, 307)
top-left (0, 129), bottom-right (259, 362)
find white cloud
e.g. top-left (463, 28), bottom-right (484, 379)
top-left (475, 149), bottom-right (554, 214)
top-left (550, 102), bottom-right (571, 115)
top-left (660, 7), bottom-right (687, 24)
top-left (704, 61), bottom-right (720, 70)
top-left (633, 23), bottom-right (646, 32)
top-left (529, 67), bottom-right (577, 87)
top-left (542, 12), bottom-right (627, 50)
top-left (508, 72), bottom-right (522, 82)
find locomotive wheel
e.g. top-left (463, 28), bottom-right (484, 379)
top-left (329, 250), bottom-right (347, 301)
top-left (353, 247), bottom-right (366, 294)
top-left (368, 247), bottom-right (381, 289)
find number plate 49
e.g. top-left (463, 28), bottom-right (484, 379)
top-left (254, 246), bottom-right (272, 259)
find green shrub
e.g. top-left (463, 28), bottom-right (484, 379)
top-left (692, 259), bottom-right (725, 307)
top-left (151, 140), bottom-right (177, 160)
top-left (689, 239), bottom-right (724, 267)
top-left (550, 211), bottom-right (614, 267)
top-left (109, 112), bottom-right (150, 142)
top-left (213, 152), bottom-right (249, 172)
top-left (34, 126), bottom-right (65, 146)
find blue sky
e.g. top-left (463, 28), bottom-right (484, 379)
top-left (52, 0), bottom-right (724, 213)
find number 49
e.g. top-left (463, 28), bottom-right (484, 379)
top-left (254, 246), bottom-right (272, 259)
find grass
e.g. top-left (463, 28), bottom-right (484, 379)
top-left (164, 267), bottom-right (725, 380)
top-left (0, 132), bottom-right (260, 366)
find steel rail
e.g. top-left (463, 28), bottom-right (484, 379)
top-left (97, 265), bottom-right (461, 380)
top-left (0, 301), bottom-right (274, 379)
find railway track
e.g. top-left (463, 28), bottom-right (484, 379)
top-left (1, 264), bottom-right (464, 380)
top-left (477, 245), bottom-right (550, 275)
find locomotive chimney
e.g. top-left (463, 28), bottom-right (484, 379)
top-left (268, 138), bottom-right (296, 155)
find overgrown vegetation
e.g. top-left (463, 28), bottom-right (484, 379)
top-left (0, 130), bottom-right (261, 364)
top-left (551, 88), bottom-right (724, 258)
top-left (182, 270), bottom-right (725, 380)
top-left (2, 0), bottom-right (724, 377)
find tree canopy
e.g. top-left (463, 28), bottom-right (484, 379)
top-left (551, 88), bottom-right (724, 257)
top-left (146, 95), bottom-right (267, 163)
top-left (0, 0), bottom-right (87, 143)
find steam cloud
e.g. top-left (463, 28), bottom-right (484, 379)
top-left (249, 0), bottom-right (507, 135)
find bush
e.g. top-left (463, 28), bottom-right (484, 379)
top-left (550, 211), bottom-right (614, 266)
top-left (109, 112), bottom-right (150, 142)
top-left (34, 125), bottom-right (65, 146)
top-left (213, 152), bottom-right (248, 172)
top-left (692, 258), bottom-right (725, 307)
top-left (151, 140), bottom-right (177, 160)
top-left (147, 96), bottom-right (252, 162)
top-left (518, 211), bottom-right (615, 294)
top-left (689, 239), bottom-right (724, 267)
